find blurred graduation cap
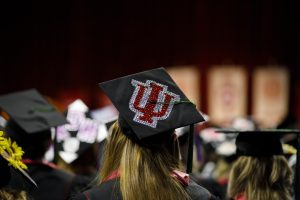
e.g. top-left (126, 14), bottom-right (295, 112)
top-left (215, 129), bottom-right (299, 156)
top-left (96, 116), bottom-right (118, 143)
top-left (56, 99), bottom-right (99, 164)
top-left (90, 105), bottom-right (118, 142)
top-left (0, 89), bottom-right (67, 134)
top-left (0, 130), bottom-right (37, 188)
top-left (99, 67), bottom-right (205, 173)
top-left (215, 129), bottom-right (300, 199)
top-left (199, 127), bottom-right (237, 157)
top-left (90, 105), bottom-right (118, 123)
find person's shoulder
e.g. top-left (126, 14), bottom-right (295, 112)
top-left (186, 179), bottom-right (220, 200)
top-left (29, 163), bottom-right (74, 180)
top-left (73, 179), bottom-right (121, 200)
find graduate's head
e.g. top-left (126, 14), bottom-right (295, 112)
top-left (99, 68), bottom-right (204, 139)
top-left (0, 89), bottom-right (67, 160)
top-left (100, 120), bottom-right (180, 177)
top-left (216, 130), bottom-right (297, 200)
top-left (99, 68), bottom-right (204, 159)
top-left (5, 120), bottom-right (51, 160)
top-left (98, 68), bottom-right (205, 200)
top-left (99, 120), bottom-right (186, 200)
top-left (228, 155), bottom-right (293, 200)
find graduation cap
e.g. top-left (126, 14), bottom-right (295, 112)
top-left (215, 129), bottom-right (300, 199)
top-left (0, 130), bottom-right (37, 188)
top-left (96, 116), bottom-right (118, 143)
top-left (99, 67), bottom-right (205, 173)
top-left (89, 105), bottom-right (118, 142)
top-left (56, 99), bottom-right (98, 164)
top-left (0, 89), bottom-right (67, 134)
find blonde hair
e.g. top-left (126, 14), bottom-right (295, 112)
top-left (99, 121), bottom-right (190, 200)
top-left (228, 156), bottom-right (293, 200)
top-left (0, 188), bottom-right (27, 200)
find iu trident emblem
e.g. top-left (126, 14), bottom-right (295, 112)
top-left (129, 79), bottom-right (180, 128)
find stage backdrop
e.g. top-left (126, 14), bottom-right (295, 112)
top-left (207, 66), bottom-right (248, 126)
top-left (167, 66), bottom-right (201, 109)
top-left (252, 66), bottom-right (289, 128)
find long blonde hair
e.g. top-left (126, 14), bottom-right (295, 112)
top-left (99, 121), bottom-right (190, 200)
top-left (228, 156), bottom-right (293, 200)
top-left (0, 188), bottom-right (27, 200)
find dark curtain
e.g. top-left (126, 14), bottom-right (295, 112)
top-left (0, 0), bottom-right (299, 109)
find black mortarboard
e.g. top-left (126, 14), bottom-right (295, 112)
top-left (215, 129), bottom-right (299, 156)
top-left (99, 67), bottom-right (205, 173)
top-left (216, 129), bottom-right (300, 199)
top-left (0, 89), bottom-right (67, 134)
top-left (99, 67), bottom-right (204, 140)
top-left (235, 132), bottom-right (283, 156)
top-left (56, 100), bottom-right (98, 164)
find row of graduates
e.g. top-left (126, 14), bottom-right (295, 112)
top-left (189, 117), bottom-right (299, 200)
top-left (0, 67), bottom-right (299, 200)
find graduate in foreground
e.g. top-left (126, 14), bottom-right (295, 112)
top-left (75, 67), bottom-right (218, 200)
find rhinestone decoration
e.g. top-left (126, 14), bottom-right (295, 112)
top-left (129, 79), bottom-right (180, 128)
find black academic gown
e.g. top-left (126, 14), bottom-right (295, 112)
top-left (73, 178), bottom-right (218, 200)
top-left (9, 162), bottom-right (90, 200)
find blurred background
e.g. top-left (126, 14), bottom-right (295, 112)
top-left (1, 0), bottom-right (300, 128)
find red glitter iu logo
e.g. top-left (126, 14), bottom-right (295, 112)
top-left (129, 79), bottom-right (180, 128)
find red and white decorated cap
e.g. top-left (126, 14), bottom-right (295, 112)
top-left (99, 67), bottom-right (205, 140)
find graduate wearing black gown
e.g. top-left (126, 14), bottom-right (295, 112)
top-left (75, 177), bottom-right (215, 200)
top-left (74, 68), bottom-right (218, 200)
top-left (0, 89), bottom-right (90, 200)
